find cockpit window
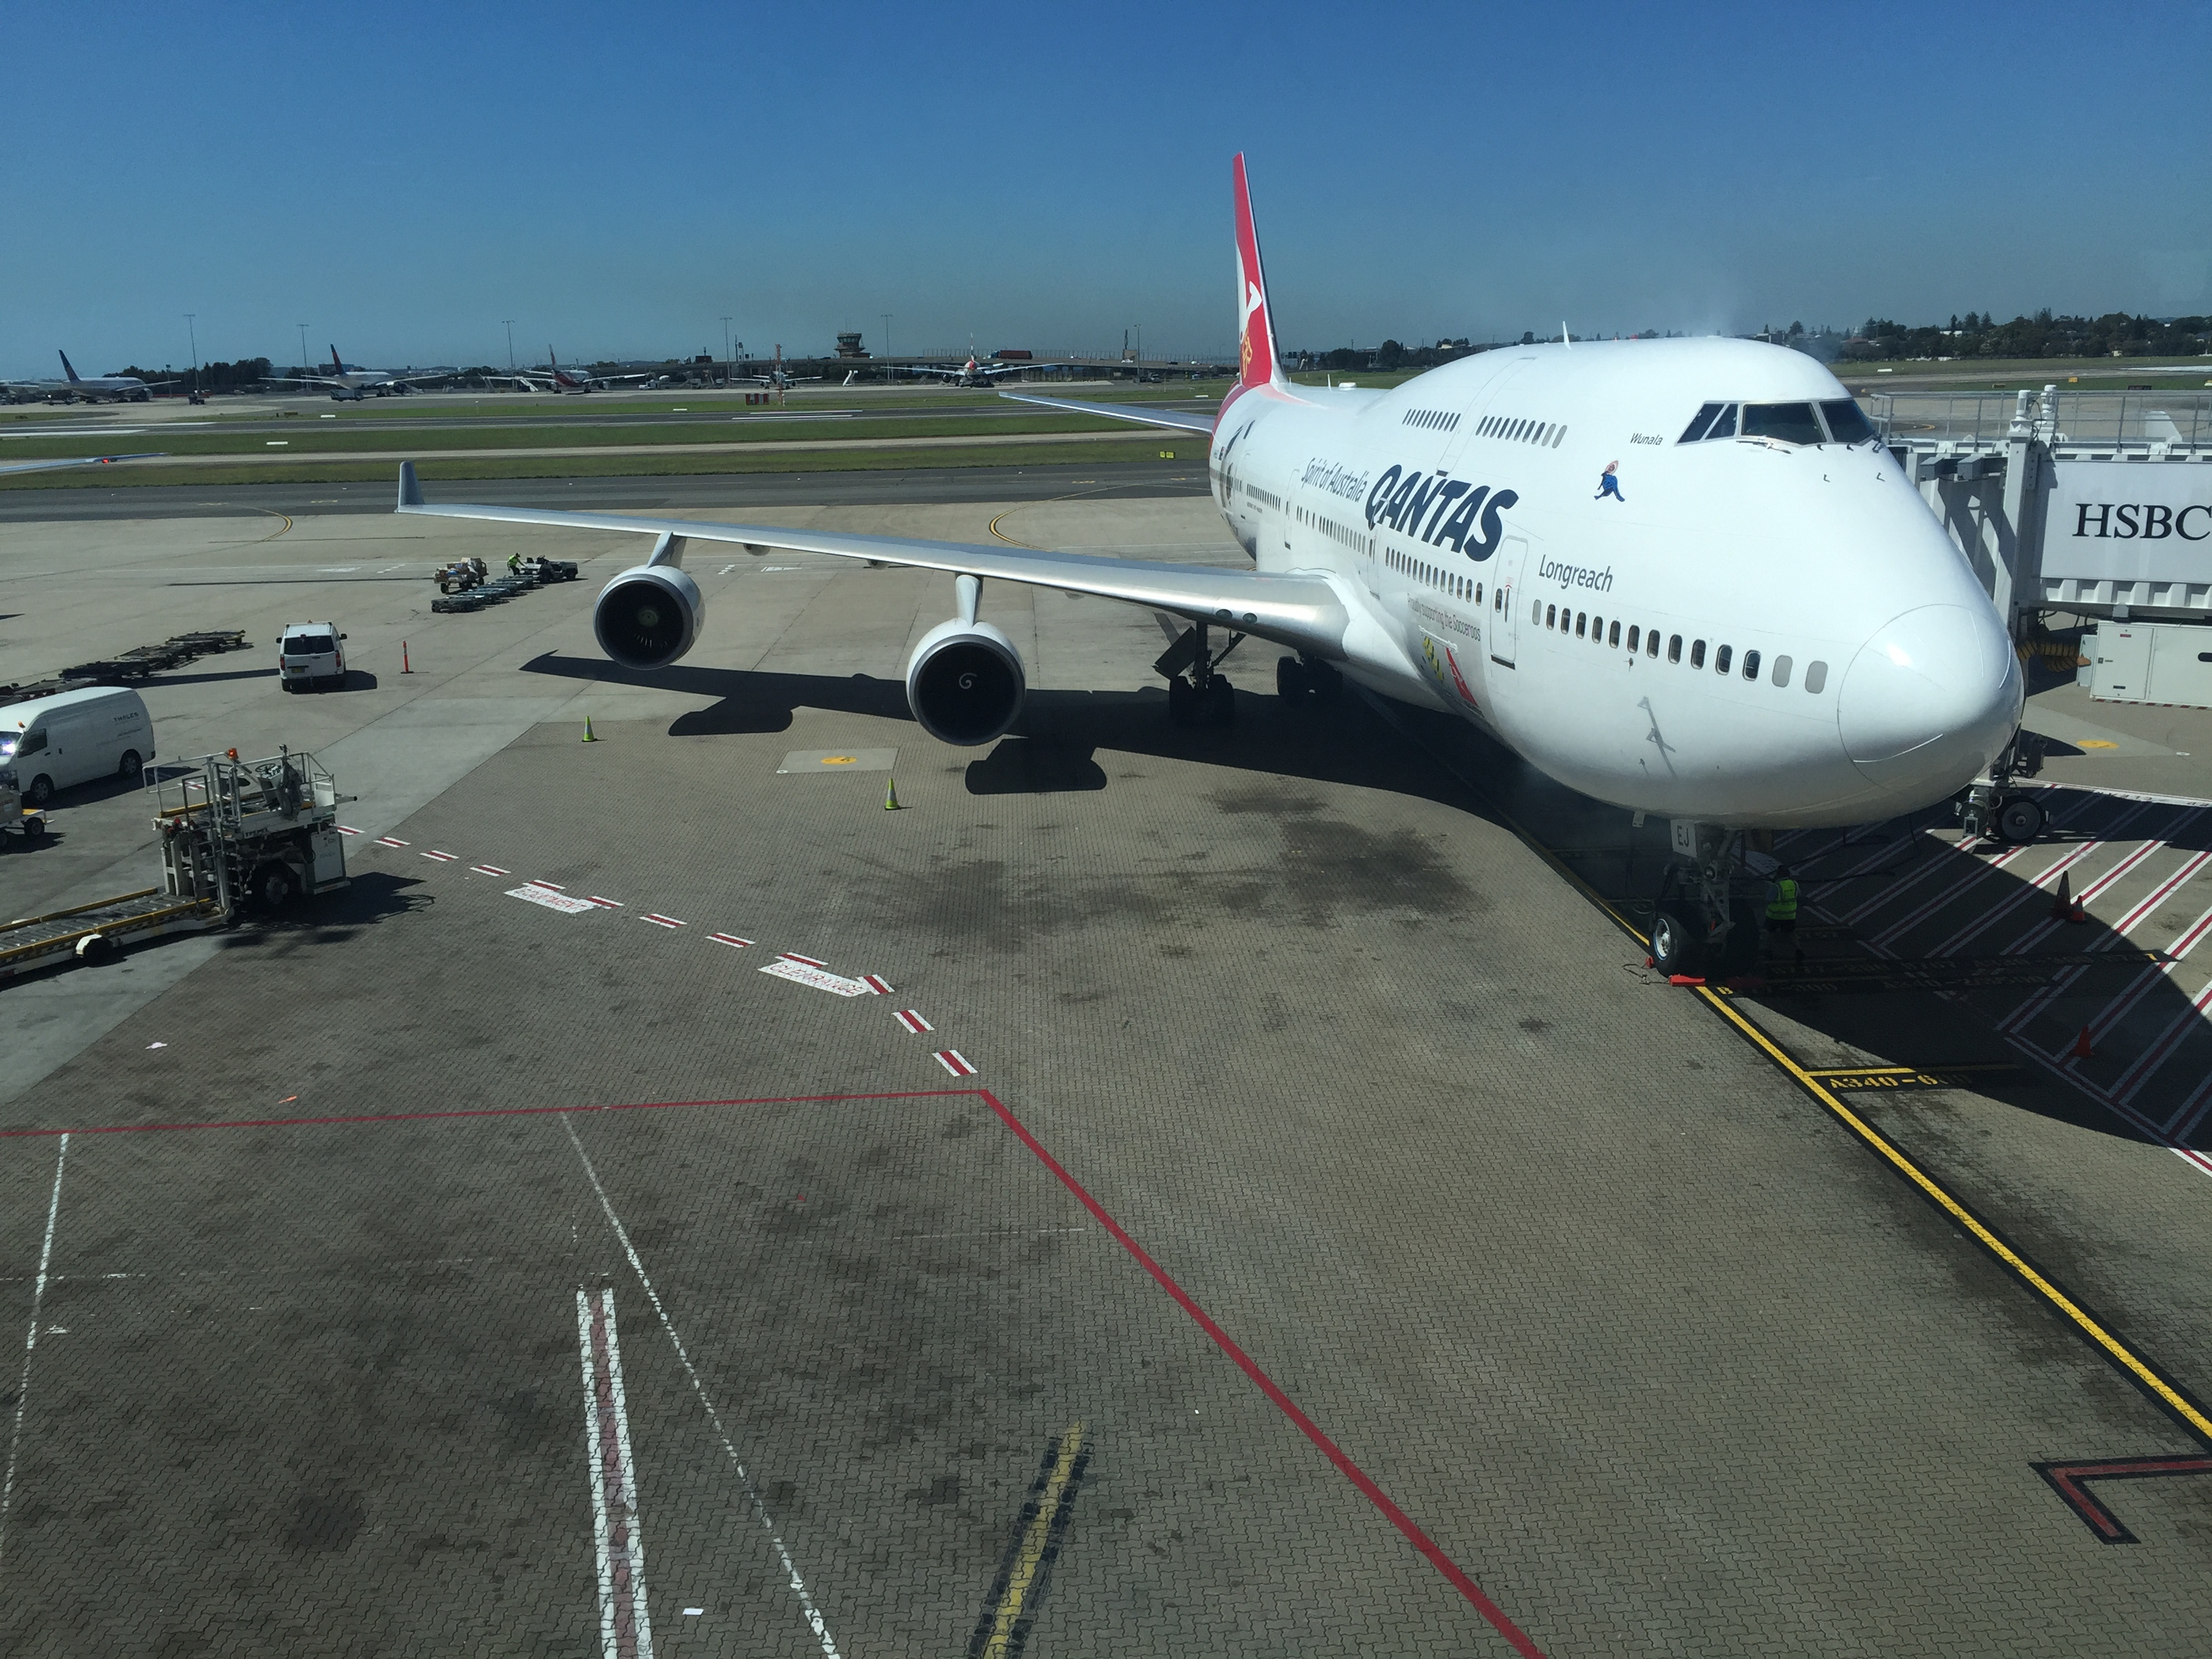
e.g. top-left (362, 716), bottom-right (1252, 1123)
top-left (1741, 403), bottom-right (1825, 445)
top-left (1678, 402), bottom-right (1724, 444)
top-left (1704, 403), bottom-right (1737, 440)
top-left (1819, 398), bottom-right (1877, 445)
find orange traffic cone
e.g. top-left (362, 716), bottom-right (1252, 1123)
top-left (2049, 870), bottom-right (2072, 920)
top-left (2068, 893), bottom-right (2087, 924)
top-left (2071, 1025), bottom-right (2095, 1060)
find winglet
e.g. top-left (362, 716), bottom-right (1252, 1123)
top-left (1231, 155), bottom-right (1286, 394)
top-left (397, 460), bottom-right (423, 510)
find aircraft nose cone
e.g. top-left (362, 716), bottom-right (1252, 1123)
top-left (1838, 603), bottom-right (2022, 800)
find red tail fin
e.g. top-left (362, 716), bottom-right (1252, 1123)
top-left (1232, 154), bottom-right (1282, 392)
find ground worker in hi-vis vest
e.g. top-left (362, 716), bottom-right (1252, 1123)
top-left (1765, 864), bottom-right (1803, 962)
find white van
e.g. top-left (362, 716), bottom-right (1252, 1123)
top-left (0, 687), bottom-right (155, 806)
top-left (279, 622), bottom-right (348, 691)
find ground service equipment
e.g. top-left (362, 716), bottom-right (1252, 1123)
top-left (0, 747), bottom-right (351, 979)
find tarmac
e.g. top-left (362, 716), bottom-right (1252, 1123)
top-left (4, 471), bottom-right (2212, 1655)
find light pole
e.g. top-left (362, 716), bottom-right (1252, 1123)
top-left (721, 316), bottom-right (732, 388)
top-left (882, 314), bottom-right (892, 385)
top-left (297, 323), bottom-right (310, 385)
top-left (184, 313), bottom-right (198, 397)
top-left (1135, 322), bottom-right (1142, 364)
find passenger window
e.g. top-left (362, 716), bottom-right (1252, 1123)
top-left (1532, 599), bottom-right (1542, 624)
top-left (1805, 659), bottom-right (1828, 694)
top-left (1715, 644), bottom-right (1732, 674)
top-left (1743, 649), bottom-right (1761, 680)
top-left (1742, 403), bottom-right (1824, 445)
top-left (1591, 614), bottom-right (1602, 640)
top-left (1647, 630), bottom-right (1659, 658)
top-left (1576, 612), bottom-right (1587, 638)
top-left (1691, 640), bottom-right (1706, 669)
top-left (1771, 654), bottom-right (1792, 687)
top-left (1626, 625), bottom-right (1639, 653)
top-left (1546, 604), bottom-right (1557, 628)
top-left (1609, 621), bottom-right (1621, 647)
top-left (1667, 634), bottom-right (1682, 663)
top-left (1476, 583), bottom-right (1483, 605)
top-left (1679, 402), bottom-right (1723, 443)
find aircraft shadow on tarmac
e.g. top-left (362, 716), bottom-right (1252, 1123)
top-left (520, 651), bottom-right (1484, 811)
top-left (518, 651), bottom-right (2212, 1149)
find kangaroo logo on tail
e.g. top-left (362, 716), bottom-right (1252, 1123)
top-left (1230, 154), bottom-right (1284, 400)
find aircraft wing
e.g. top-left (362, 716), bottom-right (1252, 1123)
top-left (394, 462), bottom-right (1347, 659)
top-left (0, 452), bottom-right (164, 477)
top-left (997, 390), bottom-right (1216, 434)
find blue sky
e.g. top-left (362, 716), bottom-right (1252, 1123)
top-left (5, 1), bottom-right (2207, 377)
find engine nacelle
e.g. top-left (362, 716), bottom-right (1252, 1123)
top-left (593, 564), bottom-right (704, 669)
top-left (904, 619), bottom-right (1025, 746)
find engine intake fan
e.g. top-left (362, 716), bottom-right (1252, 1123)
top-left (905, 618), bottom-right (1025, 746)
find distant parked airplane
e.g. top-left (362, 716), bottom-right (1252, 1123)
top-left (32, 352), bottom-right (180, 403)
top-left (491, 350), bottom-right (655, 394)
top-left (290, 345), bottom-right (455, 401)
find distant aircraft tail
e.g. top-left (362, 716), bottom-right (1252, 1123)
top-left (1231, 154), bottom-right (1286, 394)
top-left (329, 344), bottom-right (346, 373)
top-left (58, 350), bottom-right (81, 382)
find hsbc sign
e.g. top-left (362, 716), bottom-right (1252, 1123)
top-left (2043, 459), bottom-right (2212, 588)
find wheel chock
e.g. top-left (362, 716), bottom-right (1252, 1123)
top-left (1667, 973), bottom-right (1707, 987)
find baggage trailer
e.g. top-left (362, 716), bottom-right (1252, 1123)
top-left (0, 747), bottom-right (352, 979)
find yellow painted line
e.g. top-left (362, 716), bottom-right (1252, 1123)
top-left (981, 1422), bottom-right (1084, 1659)
top-left (1698, 985), bottom-right (2212, 1443)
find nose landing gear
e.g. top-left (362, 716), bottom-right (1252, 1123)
top-left (1651, 821), bottom-right (1763, 980)
top-left (1956, 730), bottom-right (2045, 844)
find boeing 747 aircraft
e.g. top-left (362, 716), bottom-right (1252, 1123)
top-left (293, 346), bottom-right (455, 400)
top-left (392, 155), bottom-right (2021, 973)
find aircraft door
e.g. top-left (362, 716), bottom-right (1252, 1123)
top-left (1490, 536), bottom-right (1529, 668)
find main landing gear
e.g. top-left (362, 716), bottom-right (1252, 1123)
top-left (1156, 619), bottom-right (1246, 728)
top-left (1954, 729), bottom-right (2046, 844)
top-left (1650, 821), bottom-right (1762, 980)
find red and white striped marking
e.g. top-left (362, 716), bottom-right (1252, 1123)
top-left (472, 864), bottom-right (510, 877)
top-left (779, 951), bottom-right (827, 968)
top-left (893, 1008), bottom-right (933, 1035)
top-left (708, 932), bottom-right (753, 949)
top-left (587, 896), bottom-right (623, 909)
top-left (529, 880), bottom-right (567, 890)
top-left (576, 1288), bottom-right (653, 1659)
top-left (933, 1049), bottom-right (977, 1077)
top-left (335, 825), bottom-right (361, 837)
top-left (377, 836), bottom-right (408, 848)
top-left (642, 913), bottom-right (684, 930)
top-left (861, 974), bottom-right (893, 995)
top-left (422, 850), bottom-right (459, 863)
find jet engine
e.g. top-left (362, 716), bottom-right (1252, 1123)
top-left (905, 617), bottom-right (1025, 746)
top-left (594, 563), bottom-right (703, 670)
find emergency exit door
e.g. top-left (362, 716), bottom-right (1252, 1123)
top-left (1490, 535), bottom-right (1529, 668)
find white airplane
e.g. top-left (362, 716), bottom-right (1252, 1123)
top-left (292, 345), bottom-right (454, 401)
top-left (905, 352), bottom-right (1048, 388)
top-left (392, 155), bottom-right (2022, 975)
top-left (30, 352), bottom-right (180, 403)
top-left (495, 350), bottom-right (654, 394)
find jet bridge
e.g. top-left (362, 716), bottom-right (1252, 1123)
top-left (1872, 388), bottom-right (2212, 627)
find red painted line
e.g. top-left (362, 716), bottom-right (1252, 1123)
top-left (779, 952), bottom-right (826, 967)
top-left (894, 1009), bottom-right (933, 1034)
top-left (933, 1050), bottom-right (977, 1077)
top-left (472, 865), bottom-right (510, 877)
top-left (2036, 1456), bottom-right (2212, 1544)
top-left (529, 880), bottom-right (566, 890)
top-left (423, 851), bottom-right (459, 863)
top-left (708, 933), bottom-right (753, 949)
top-left (642, 914), bottom-right (684, 929)
top-left (974, 1088), bottom-right (1546, 1655)
top-left (377, 836), bottom-right (408, 848)
top-left (861, 974), bottom-right (893, 995)
top-left (587, 896), bottom-right (623, 909)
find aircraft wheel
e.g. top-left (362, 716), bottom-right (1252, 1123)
top-left (1166, 675), bottom-right (1193, 726)
top-left (1206, 676), bottom-right (1236, 726)
top-left (1276, 656), bottom-right (1309, 706)
top-left (1996, 795), bottom-right (2045, 844)
top-left (1650, 907), bottom-right (1702, 978)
